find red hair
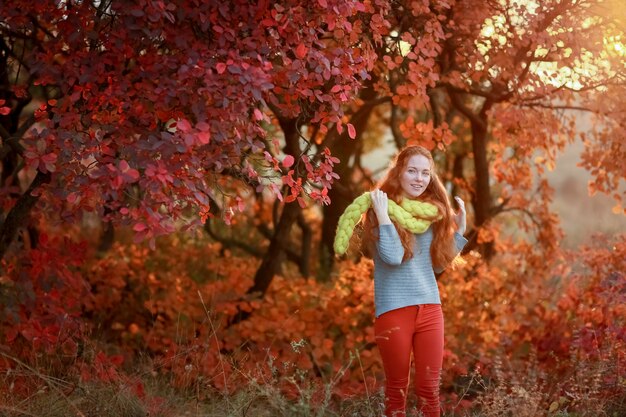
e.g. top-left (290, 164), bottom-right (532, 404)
top-left (361, 145), bottom-right (458, 269)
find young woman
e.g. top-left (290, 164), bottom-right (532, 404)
top-left (362, 145), bottom-right (467, 417)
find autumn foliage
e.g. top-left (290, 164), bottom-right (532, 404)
top-left (1, 0), bottom-right (625, 415)
top-left (1, 223), bottom-right (624, 414)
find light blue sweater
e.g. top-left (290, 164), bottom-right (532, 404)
top-left (374, 224), bottom-right (468, 317)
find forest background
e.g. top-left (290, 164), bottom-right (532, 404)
top-left (0, 1), bottom-right (625, 416)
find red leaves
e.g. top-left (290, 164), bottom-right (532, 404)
top-left (174, 119), bottom-right (212, 147)
top-left (0, 0), bottom-right (384, 245)
top-left (1, 232), bottom-right (88, 377)
top-left (106, 160), bottom-right (140, 189)
top-left (347, 123), bottom-right (356, 139)
top-left (253, 108), bottom-right (265, 121)
top-left (0, 99), bottom-right (10, 115)
top-left (119, 160), bottom-right (140, 183)
top-left (37, 153), bottom-right (58, 173)
top-left (196, 131), bottom-right (211, 145)
top-left (282, 154), bottom-right (295, 168)
top-left (19, 321), bottom-right (60, 350)
top-left (175, 118), bottom-right (191, 132)
top-left (23, 135), bottom-right (58, 173)
top-left (295, 43), bottom-right (308, 59)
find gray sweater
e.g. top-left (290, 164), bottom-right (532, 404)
top-left (374, 224), bottom-right (468, 317)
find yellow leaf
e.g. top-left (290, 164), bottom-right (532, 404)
top-left (612, 203), bottom-right (623, 214)
top-left (549, 401), bottom-right (559, 412)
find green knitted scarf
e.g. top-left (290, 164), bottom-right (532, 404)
top-left (333, 191), bottom-right (441, 255)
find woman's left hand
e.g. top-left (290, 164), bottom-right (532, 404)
top-left (453, 196), bottom-right (466, 235)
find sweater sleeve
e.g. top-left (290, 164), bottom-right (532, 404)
top-left (376, 224), bottom-right (405, 266)
top-left (453, 231), bottom-right (468, 254)
top-left (434, 231), bottom-right (468, 274)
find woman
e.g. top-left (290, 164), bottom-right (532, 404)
top-left (362, 145), bottom-right (467, 417)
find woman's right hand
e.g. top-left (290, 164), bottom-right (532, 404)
top-left (371, 189), bottom-right (392, 225)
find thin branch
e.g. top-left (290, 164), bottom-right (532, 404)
top-left (441, 82), bottom-right (493, 99)
top-left (15, 114), bottom-right (36, 140)
top-left (495, 206), bottom-right (543, 229)
top-left (0, 124), bottom-right (10, 141)
top-left (449, 92), bottom-right (487, 131)
top-left (519, 103), bottom-right (597, 112)
top-left (204, 221), bottom-right (264, 258)
top-left (390, 102), bottom-right (404, 150)
top-left (520, 74), bottom-right (623, 103)
top-left (347, 96), bottom-right (392, 116)
top-left (296, 211), bottom-right (311, 277)
top-left (29, 16), bottom-right (57, 40)
top-left (427, 89), bottom-right (442, 127)
top-left (0, 138), bottom-right (25, 160)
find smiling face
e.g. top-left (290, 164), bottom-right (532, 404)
top-left (400, 154), bottom-right (431, 199)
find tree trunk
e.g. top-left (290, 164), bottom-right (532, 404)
top-left (469, 112), bottom-right (495, 259)
top-left (247, 201), bottom-right (300, 296)
top-left (0, 171), bottom-right (51, 262)
top-left (230, 200), bottom-right (300, 325)
top-left (318, 83), bottom-right (380, 280)
top-left (229, 117), bottom-right (303, 324)
top-left (319, 182), bottom-right (355, 280)
top-left (248, 115), bottom-right (302, 295)
top-left (451, 152), bottom-right (465, 200)
top-left (297, 212), bottom-right (312, 277)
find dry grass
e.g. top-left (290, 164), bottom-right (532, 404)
top-left (1, 346), bottom-right (622, 417)
top-left (0, 384), bottom-right (146, 417)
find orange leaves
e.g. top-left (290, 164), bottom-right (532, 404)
top-left (78, 238), bottom-right (381, 395)
top-left (400, 118), bottom-right (456, 150)
top-left (5, 220), bottom-right (625, 411)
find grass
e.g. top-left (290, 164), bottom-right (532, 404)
top-left (1, 342), bottom-right (623, 417)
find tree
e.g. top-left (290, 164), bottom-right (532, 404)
top-left (438, 0), bottom-right (625, 259)
top-left (0, 0), bottom-right (374, 267)
top-left (1, 0), bottom-right (624, 295)
top-left (314, 0), bottom-right (626, 273)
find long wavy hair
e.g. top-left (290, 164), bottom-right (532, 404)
top-left (361, 145), bottom-right (458, 268)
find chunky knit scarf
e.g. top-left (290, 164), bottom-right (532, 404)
top-left (333, 191), bottom-right (441, 255)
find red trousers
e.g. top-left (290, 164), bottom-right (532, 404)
top-left (375, 304), bottom-right (444, 417)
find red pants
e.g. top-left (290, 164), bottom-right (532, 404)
top-left (375, 304), bottom-right (444, 417)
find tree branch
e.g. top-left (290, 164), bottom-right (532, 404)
top-left (0, 171), bottom-right (51, 261)
top-left (448, 92), bottom-right (487, 131)
top-left (296, 211), bottom-right (312, 277)
top-left (0, 138), bottom-right (25, 160)
top-left (390, 102), bottom-right (405, 150)
top-left (204, 220), bottom-right (264, 258)
top-left (519, 103), bottom-right (596, 113)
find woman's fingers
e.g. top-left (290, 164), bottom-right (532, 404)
top-left (371, 189), bottom-right (385, 200)
top-left (371, 189), bottom-right (392, 224)
top-left (454, 196), bottom-right (465, 213)
top-left (453, 196), bottom-right (467, 234)
top-left (371, 189), bottom-right (388, 211)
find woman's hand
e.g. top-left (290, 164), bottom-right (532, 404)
top-left (370, 189), bottom-right (392, 225)
top-left (453, 196), bottom-right (466, 235)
